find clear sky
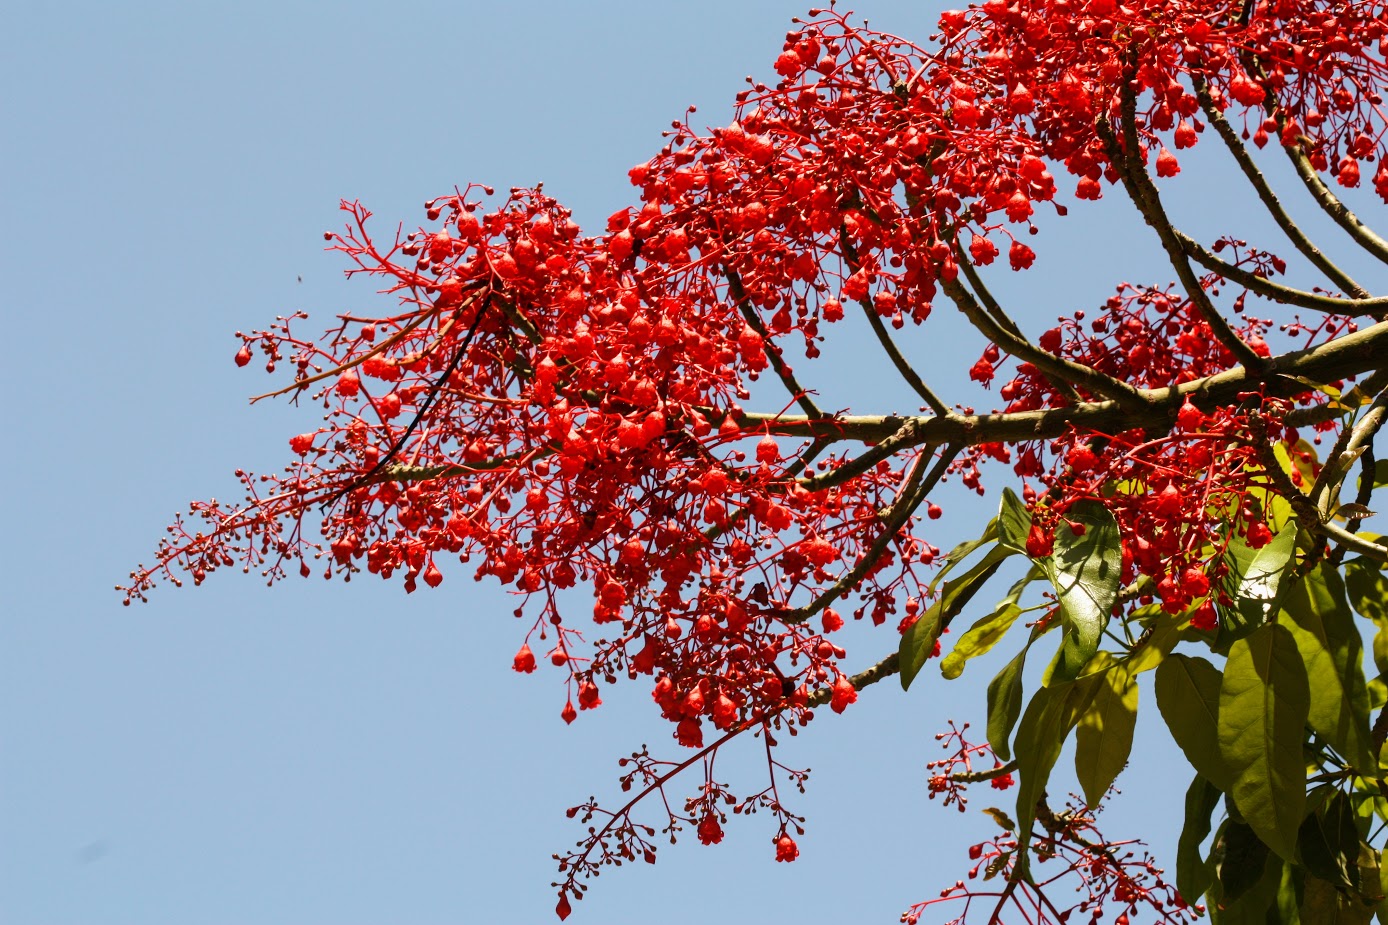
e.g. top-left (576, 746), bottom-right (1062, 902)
top-left (4, 2), bottom-right (1385, 924)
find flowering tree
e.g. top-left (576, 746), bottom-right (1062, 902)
top-left (124, 1), bottom-right (1388, 921)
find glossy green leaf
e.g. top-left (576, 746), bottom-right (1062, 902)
top-left (1366, 458), bottom-right (1388, 491)
top-left (1176, 773), bottom-right (1221, 904)
top-left (1043, 500), bottom-right (1122, 683)
top-left (998, 487), bottom-right (1031, 555)
top-left (1155, 654), bottom-right (1233, 792)
top-left (941, 605), bottom-right (1022, 681)
top-left (1124, 607), bottom-right (1186, 677)
top-left (1221, 520), bottom-right (1299, 634)
top-left (987, 648), bottom-right (1027, 761)
top-left (1218, 622), bottom-right (1310, 861)
top-left (940, 565), bottom-right (1043, 680)
top-left (1283, 564), bottom-right (1374, 770)
top-left (1348, 559), bottom-right (1388, 625)
top-left (1075, 665), bottom-right (1138, 806)
top-left (900, 543), bottom-right (1012, 691)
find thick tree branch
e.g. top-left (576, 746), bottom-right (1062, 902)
top-left (373, 320), bottom-right (1388, 487)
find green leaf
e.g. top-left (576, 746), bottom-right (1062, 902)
top-left (1220, 821), bottom-right (1271, 904)
top-left (1043, 500), bottom-right (1122, 683)
top-left (1207, 830), bottom-right (1282, 925)
top-left (980, 807), bottom-right (1016, 831)
top-left (1300, 794), bottom-right (1359, 891)
top-left (1012, 678), bottom-right (1096, 877)
top-left (900, 544), bottom-right (1013, 691)
top-left (1218, 622), bottom-right (1310, 861)
top-left (1303, 873), bottom-right (1375, 924)
top-left (1124, 606), bottom-right (1187, 676)
top-left (1074, 665), bottom-right (1138, 806)
top-left (1283, 564), bottom-right (1374, 770)
top-left (1277, 858), bottom-right (1305, 925)
top-left (940, 565), bottom-right (1043, 680)
top-left (1155, 654), bottom-right (1234, 792)
top-left (987, 648), bottom-right (1028, 761)
top-left (1221, 520), bottom-right (1299, 634)
top-left (1177, 773), bottom-right (1222, 904)
top-left (928, 522), bottom-right (1000, 594)
top-left (1343, 555), bottom-right (1388, 627)
top-left (1275, 439), bottom-right (1320, 488)
top-left (942, 605), bottom-right (1022, 680)
top-left (1366, 458), bottom-right (1388, 492)
top-left (998, 487), bottom-right (1031, 555)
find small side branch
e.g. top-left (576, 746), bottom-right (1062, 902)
top-left (725, 267), bottom-right (824, 418)
top-left (787, 444), bottom-right (959, 624)
top-left (955, 246), bottom-right (1081, 404)
top-left (1178, 233), bottom-right (1388, 319)
top-left (1194, 79), bottom-right (1369, 297)
top-left (806, 651), bottom-right (903, 706)
top-left (941, 275), bottom-right (1146, 409)
top-left (838, 235), bottom-right (952, 416)
top-left (1098, 88), bottom-right (1266, 371)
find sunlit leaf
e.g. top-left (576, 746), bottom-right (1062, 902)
top-left (1218, 622), bottom-right (1309, 861)
top-left (900, 544), bottom-right (1012, 691)
top-left (1221, 520), bottom-right (1299, 634)
top-left (940, 565), bottom-right (1042, 680)
top-left (1283, 565), bottom-right (1374, 770)
top-left (1043, 500), bottom-right (1121, 683)
top-left (1075, 663), bottom-right (1138, 805)
top-left (997, 487), bottom-right (1031, 555)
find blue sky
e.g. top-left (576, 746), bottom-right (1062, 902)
top-left (4, 2), bottom-right (1385, 923)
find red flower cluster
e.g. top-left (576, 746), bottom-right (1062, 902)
top-left (124, 2), bottom-right (1388, 918)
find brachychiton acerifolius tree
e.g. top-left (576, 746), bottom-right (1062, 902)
top-left (125, 2), bottom-right (1388, 922)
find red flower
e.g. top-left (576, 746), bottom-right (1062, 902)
top-left (830, 675), bottom-right (858, 714)
top-left (512, 643), bottom-right (537, 674)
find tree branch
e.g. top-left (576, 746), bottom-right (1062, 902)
top-left (954, 246), bottom-right (1082, 403)
top-left (725, 267), bottom-right (824, 418)
top-left (374, 322), bottom-right (1388, 491)
top-left (838, 234), bottom-right (953, 416)
top-left (1193, 78), bottom-right (1370, 297)
top-left (786, 444), bottom-right (958, 624)
top-left (1098, 90), bottom-right (1266, 371)
top-left (1177, 232), bottom-right (1388, 319)
top-left (941, 274), bottom-right (1147, 409)
top-left (806, 650), bottom-right (902, 706)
